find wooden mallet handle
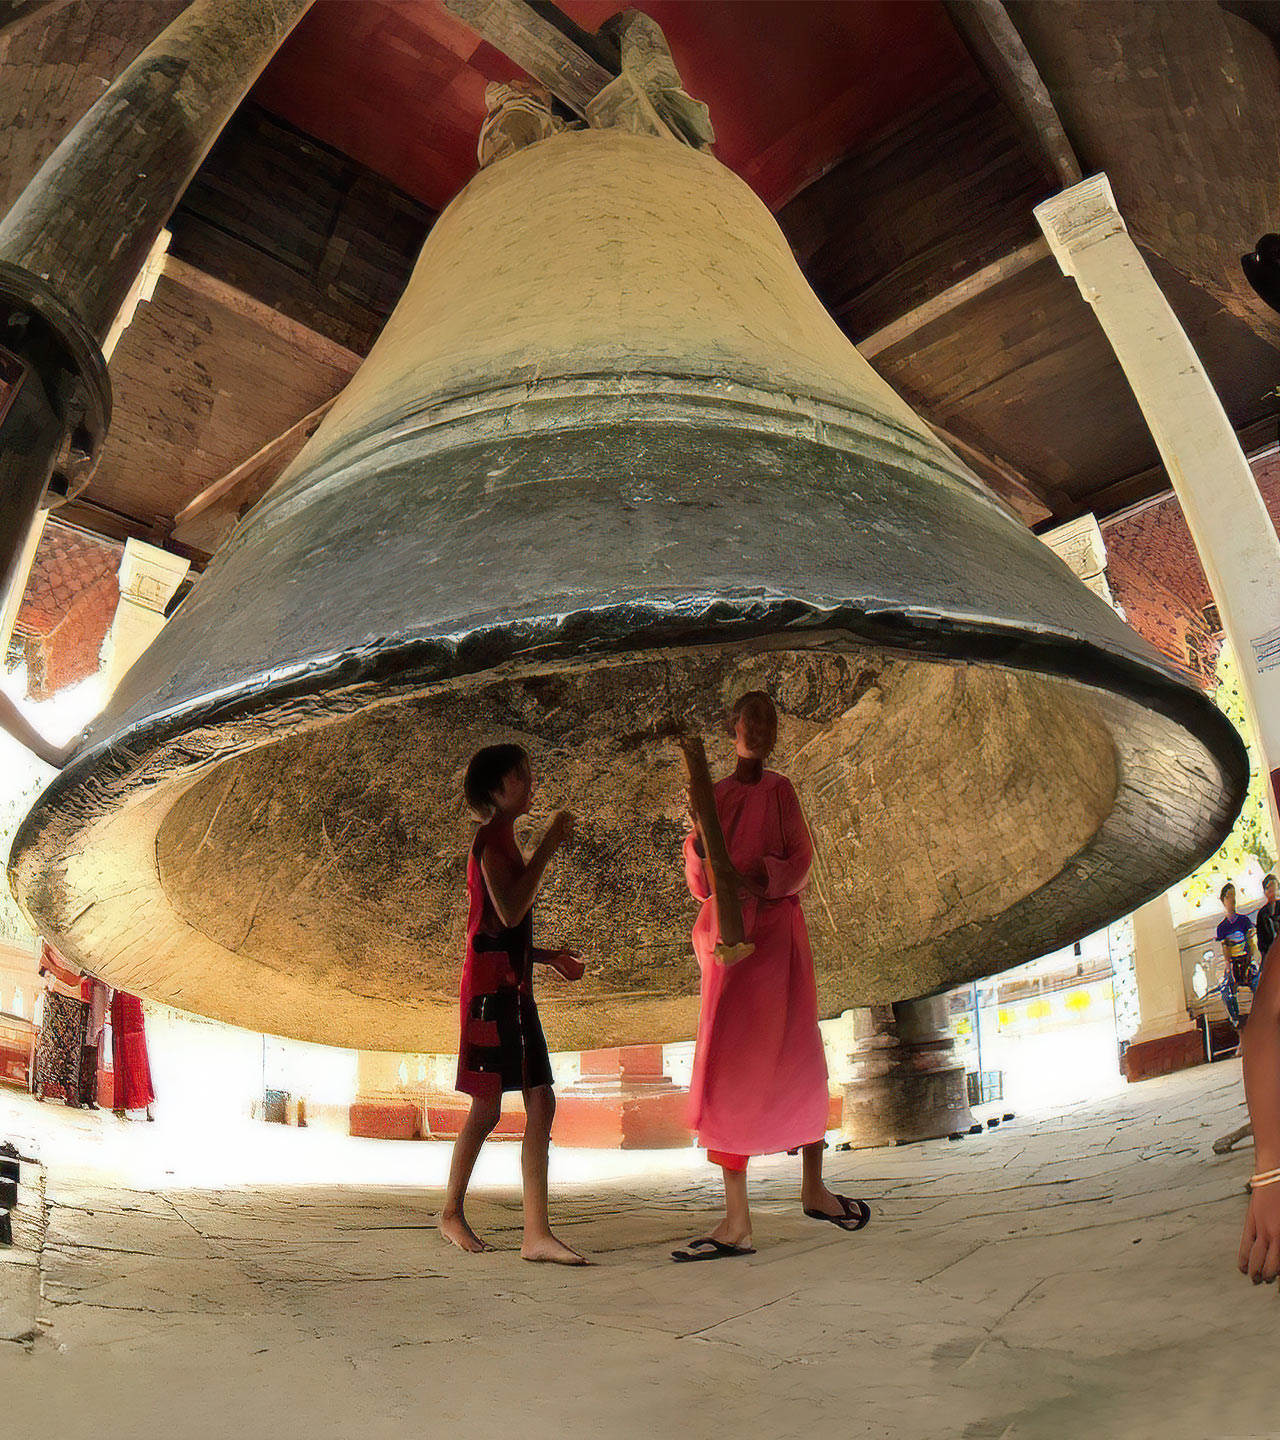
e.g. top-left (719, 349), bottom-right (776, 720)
top-left (678, 735), bottom-right (754, 966)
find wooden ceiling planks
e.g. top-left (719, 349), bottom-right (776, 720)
top-left (779, 77), bottom-right (1053, 340)
top-left (81, 269), bottom-right (356, 533)
top-left (872, 259), bottom-right (1160, 507)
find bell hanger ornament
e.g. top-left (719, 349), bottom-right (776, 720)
top-left (11, 77), bottom-right (1246, 1053)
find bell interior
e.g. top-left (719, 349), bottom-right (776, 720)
top-left (145, 643), bottom-right (1129, 1051)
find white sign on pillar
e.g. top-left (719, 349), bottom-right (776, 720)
top-left (1036, 174), bottom-right (1280, 846)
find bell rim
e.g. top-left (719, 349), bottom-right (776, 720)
top-left (16, 596), bottom-right (1247, 871)
top-left (8, 608), bottom-right (1247, 1052)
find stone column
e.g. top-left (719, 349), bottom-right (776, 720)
top-left (1121, 894), bottom-right (1200, 1080)
top-left (555, 1044), bottom-right (692, 1149)
top-left (98, 540), bottom-right (190, 699)
top-left (1037, 174), bottom-right (1280, 843)
top-left (1042, 505), bottom-right (1205, 1074)
top-left (841, 996), bottom-right (974, 1148)
top-left (0, 0), bottom-right (312, 614)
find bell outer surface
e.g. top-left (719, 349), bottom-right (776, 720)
top-left (9, 132), bottom-right (1247, 1053)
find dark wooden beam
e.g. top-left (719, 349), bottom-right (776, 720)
top-left (53, 495), bottom-right (206, 569)
top-left (944, 0), bottom-right (1083, 189)
top-left (924, 419), bottom-right (1055, 527)
top-left (443, 0), bottom-right (614, 116)
top-left (163, 257), bottom-right (362, 377)
top-left (1079, 415), bottom-right (1280, 523)
top-left (0, 0), bottom-right (314, 346)
top-left (0, 0), bottom-right (76, 40)
top-left (170, 396), bottom-right (338, 553)
top-left (857, 238), bottom-right (1051, 358)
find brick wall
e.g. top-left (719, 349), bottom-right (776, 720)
top-left (1101, 452), bottom-right (1280, 688)
top-left (13, 520), bottom-right (121, 701)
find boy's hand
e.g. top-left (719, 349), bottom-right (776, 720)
top-left (548, 810), bottom-right (575, 848)
top-left (540, 948), bottom-right (585, 982)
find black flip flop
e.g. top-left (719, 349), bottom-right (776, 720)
top-left (671, 1237), bottom-right (756, 1263)
top-left (804, 1195), bottom-right (871, 1232)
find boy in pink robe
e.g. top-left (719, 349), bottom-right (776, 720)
top-left (673, 691), bottom-right (871, 1261)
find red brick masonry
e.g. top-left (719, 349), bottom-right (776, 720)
top-left (1121, 1031), bottom-right (1204, 1083)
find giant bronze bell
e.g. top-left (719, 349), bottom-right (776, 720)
top-left (10, 126), bottom-right (1246, 1053)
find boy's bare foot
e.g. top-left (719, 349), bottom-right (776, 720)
top-left (521, 1232), bottom-right (592, 1265)
top-left (707, 1216), bottom-right (753, 1250)
top-left (441, 1211), bottom-right (489, 1253)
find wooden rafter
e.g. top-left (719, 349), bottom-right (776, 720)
top-left (163, 257), bottom-right (362, 377)
top-left (925, 419), bottom-right (1056, 527)
top-left (443, 0), bottom-right (614, 116)
top-left (944, 0), bottom-right (1083, 189)
top-left (857, 239), bottom-right (1051, 359)
top-left (170, 395), bottom-right (339, 554)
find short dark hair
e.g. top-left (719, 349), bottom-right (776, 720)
top-left (1221, 881), bottom-right (1236, 901)
top-left (1265, 874), bottom-right (1277, 891)
top-left (730, 690), bottom-right (777, 723)
top-left (464, 743), bottom-right (529, 817)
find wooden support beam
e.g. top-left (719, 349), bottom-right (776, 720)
top-left (1080, 415), bottom-right (1280, 523)
top-left (443, 0), bottom-right (615, 116)
top-left (52, 495), bottom-right (205, 568)
top-left (944, 0), bottom-right (1083, 189)
top-left (925, 419), bottom-right (1056, 527)
top-left (163, 257), bottom-right (362, 377)
top-left (856, 238), bottom-right (1050, 358)
top-left (0, 0), bottom-right (76, 40)
top-left (0, 0), bottom-right (314, 345)
top-left (170, 395), bottom-right (338, 553)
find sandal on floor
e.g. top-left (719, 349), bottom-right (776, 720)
top-left (671, 1237), bottom-right (756, 1263)
top-left (804, 1195), bottom-right (871, 1231)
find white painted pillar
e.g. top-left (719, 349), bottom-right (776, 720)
top-left (1039, 512), bottom-right (1118, 611)
top-left (1128, 892), bottom-right (1195, 1045)
top-left (100, 228), bottom-right (170, 363)
top-left (1040, 511), bottom-right (1193, 1046)
top-left (98, 539), bottom-right (189, 700)
top-left (1036, 174), bottom-right (1280, 845)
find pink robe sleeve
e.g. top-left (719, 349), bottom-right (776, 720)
top-left (762, 778), bottom-right (813, 900)
top-left (683, 830), bottom-right (712, 901)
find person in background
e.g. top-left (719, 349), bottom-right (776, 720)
top-left (1256, 874), bottom-right (1279, 972)
top-left (1217, 882), bottom-right (1258, 1029)
top-left (1237, 916), bottom-right (1280, 1284)
top-left (79, 976), bottom-right (107, 1110)
top-left (33, 943), bottom-right (89, 1107)
top-left (110, 990), bottom-right (156, 1121)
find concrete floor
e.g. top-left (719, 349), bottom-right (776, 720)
top-left (0, 1063), bottom-right (1273, 1440)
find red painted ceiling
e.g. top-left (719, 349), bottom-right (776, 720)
top-left (251, 0), bottom-right (974, 212)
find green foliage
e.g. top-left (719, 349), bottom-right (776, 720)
top-left (1180, 643), bottom-right (1276, 910)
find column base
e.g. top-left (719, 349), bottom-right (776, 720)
top-left (425, 1094), bottom-right (527, 1142)
top-left (841, 997), bottom-right (973, 1149)
top-left (1121, 1030), bottom-right (1205, 1082)
top-left (555, 1045), bottom-right (692, 1149)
